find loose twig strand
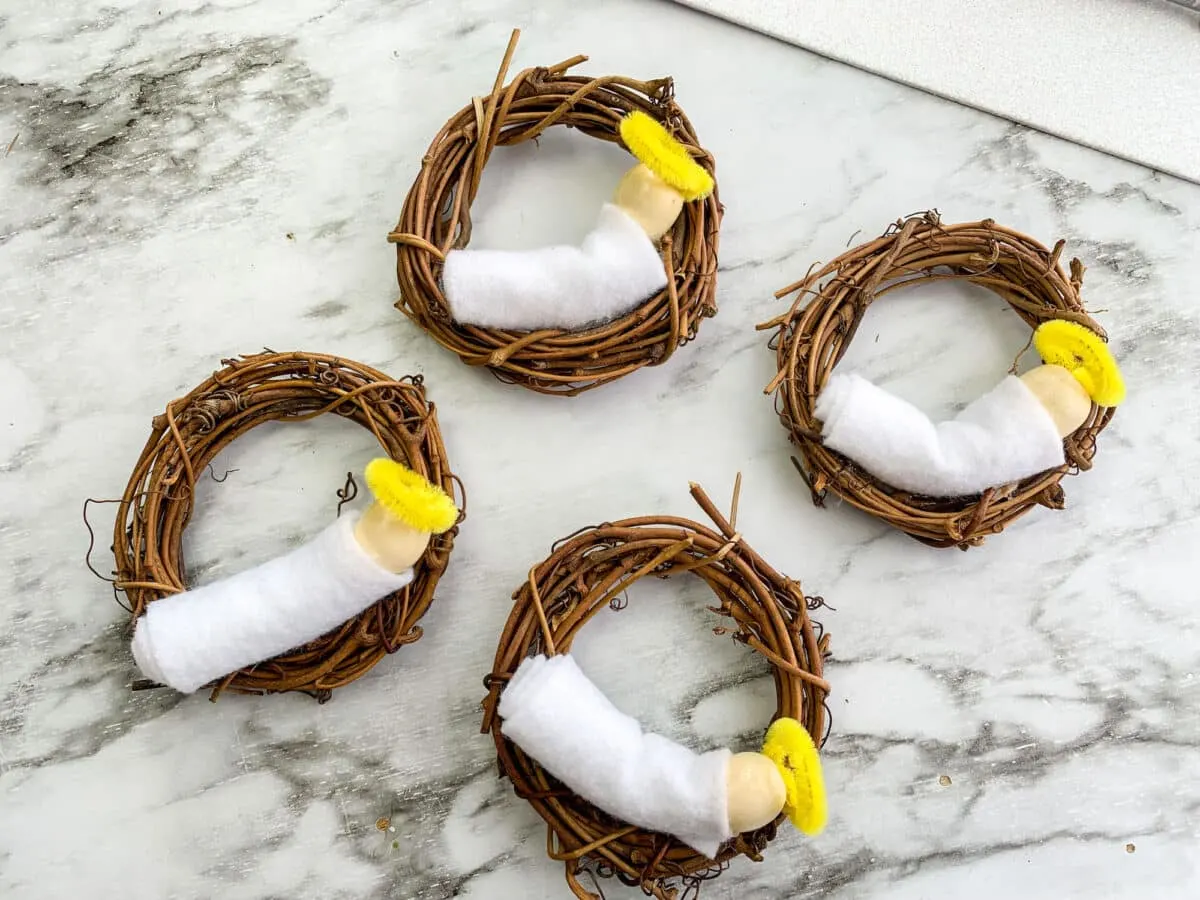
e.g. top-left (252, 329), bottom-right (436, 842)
top-left (110, 351), bottom-right (463, 701)
top-left (760, 212), bottom-right (1115, 549)
top-left (390, 28), bottom-right (722, 396)
top-left (481, 482), bottom-right (829, 900)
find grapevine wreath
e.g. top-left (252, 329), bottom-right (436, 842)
top-left (482, 482), bottom-right (830, 899)
top-left (762, 212), bottom-right (1125, 549)
top-left (108, 351), bottom-right (463, 701)
top-left (390, 29), bottom-right (721, 396)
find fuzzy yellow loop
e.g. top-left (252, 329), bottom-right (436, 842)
top-left (762, 717), bottom-right (827, 836)
top-left (618, 111), bottom-right (714, 202)
top-left (364, 458), bottom-right (459, 535)
top-left (1033, 319), bottom-right (1126, 407)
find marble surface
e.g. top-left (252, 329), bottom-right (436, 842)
top-left (2, 1), bottom-right (1198, 898)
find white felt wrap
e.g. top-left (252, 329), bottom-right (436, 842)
top-left (498, 654), bottom-right (733, 858)
top-left (131, 513), bottom-right (414, 694)
top-left (441, 203), bottom-right (668, 331)
top-left (815, 372), bottom-right (1066, 497)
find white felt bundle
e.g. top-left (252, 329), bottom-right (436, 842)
top-left (499, 654), bottom-right (732, 858)
top-left (131, 513), bottom-right (414, 694)
top-left (441, 204), bottom-right (667, 331)
top-left (816, 372), bottom-right (1066, 497)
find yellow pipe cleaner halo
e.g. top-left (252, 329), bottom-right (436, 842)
top-left (762, 717), bottom-right (828, 836)
top-left (364, 458), bottom-right (459, 535)
top-left (619, 110), bottom-right (714, 202)
top-left (1033, 319), bottom-right (1126, 408)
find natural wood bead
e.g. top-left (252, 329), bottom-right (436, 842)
top-left (612, 164), bottom-right (683, 240)
top-left (1020, 363), bottom-right (1093, 438)
top-left (725, 752), bottom-right (787, 834)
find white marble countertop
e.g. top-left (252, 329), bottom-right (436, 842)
top-left (2, 1), bottom-right (1198, 898)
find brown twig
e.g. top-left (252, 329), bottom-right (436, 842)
top-left (335, 471), bottom-right (358, 517)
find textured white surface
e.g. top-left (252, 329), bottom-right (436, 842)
top-left (131, 514), bottom-right (414, 693)
top-left (674, 0), bottom-right (1200, 183)
top-left (2, 1), bottom-right (1200, 898)
top-left (815, 373), bottom-right (1066, 497)
top-left (443, 203), bottom-right (667, 330)
top-left (500, 654), bottom-right (733, 858)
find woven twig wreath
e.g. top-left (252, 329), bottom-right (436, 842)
top-left (110, 351), bottom-right (463, 701)
top-left (762, 212), bottom-right (1115, 549)
top-left (389, 29), bottom-right (721, 396)
top-left (481, 482), bottom-right (829, 900)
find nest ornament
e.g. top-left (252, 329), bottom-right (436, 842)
top-left (481, 482), bottom-right (830, 900)
top-left (762, 213), bottom-right (1126, 549)
top-left (389, 29), bottom-right (721, 396)
top-left (108, 351), bottom-right (464, 701)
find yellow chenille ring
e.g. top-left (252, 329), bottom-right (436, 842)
top-left (365, 458), bottom-right (460, 535)
top-left (1033, 319), bottom-right (1126, 408)
top-left (763, 716), bottom-right (828, 836)
top-left (620, 110), bottom-right (715, 202)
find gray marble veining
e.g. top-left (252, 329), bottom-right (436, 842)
top-left (2, 1), bottom-right (1198, 898)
